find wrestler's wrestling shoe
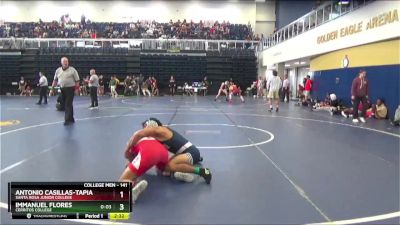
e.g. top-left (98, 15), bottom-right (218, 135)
top-left (132, 180), bottom-right (148, 203)
top-left (200, 168), bottom-right (212, 184)
top-left (174, 172), bottom-right (196, 182)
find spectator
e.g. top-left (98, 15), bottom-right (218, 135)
top-left (169, 75), bottom-right (176, 96)
top-left (141, 77), bottom-right (152, 96)
top-left (368, 98), bottom-right (387, 119)
top-left (132, 75), bottom-right (140, 96)
top-left (281, 74), bottom-right (290, 102)
top-left (25, 79), bottom-right (33, 96)
top-left (202, 76), bottom-right (209, 96)
top-left (98, 75), bottom-right (104, 96)
top-left (249, 81), bottom-right (257, 98)
top-left (351, 69), bottom-right (369, 123)
top-left (256, 76), bottom-right (263, 98)
top-left (152, 76), bottom-right (159, 96)
top-left (313, 93), bottom-right (341, 116)
top-left (2, 18), bottom-right (253, 40)
top-left (80, 76), bottom-right (89, 96)
top-left (390, 105), bottom-right (400, 126)
top-left (109, 75), bottom-right (119, 98)
top-left (304, 75), bottom-right (312, 101)
top-left (298, 82), bottom-right (305, 98)
top-left (18, 76), bottom-right (27, 96)
top-left (81, 14), bottom-right (86, 25)
top-left (124, 75), bottom-right (132, 96)
top-left (36, 72), bottom-right (48, 105)
top-left (341, 100), bottom-right (371, 119)
top-left (130, 75), bottom-right (138, 96)
top-left (267, 70), bottom-right (282, 112)
top-left (88, 69), bottom-right (99, 109)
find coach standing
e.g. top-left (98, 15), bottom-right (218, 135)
top-left (351, 69), bottom-right (369, 123)
top-left (36, 72), bottom-right (48, 105)
top-left (88, 69), bottom-right (99, 109)
top-left (51, 57), bottom-right (80, 125)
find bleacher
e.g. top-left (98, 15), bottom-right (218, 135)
top-left (207, 49), bottom-right (256, 92)
top-left (0, 46), bottom-right (256, 95)
top-left (0, 53), bottom-right (21, 94)
top-left (37, 47), bottom-right (135, 79)
top-left (140, 52), bottom-right (207, 92)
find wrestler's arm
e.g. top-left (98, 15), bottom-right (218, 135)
top-left (124, 127), bottom-right (169, 159)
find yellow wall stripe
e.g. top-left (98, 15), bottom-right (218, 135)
top-left (310, 38), bottom-right (400, 71)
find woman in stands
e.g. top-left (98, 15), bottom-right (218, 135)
top-left (214, 81), bottom-right (229, 101)
top-left (169, 75), bottom-right (176, 96)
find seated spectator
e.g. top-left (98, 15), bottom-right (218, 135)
top-left (201, 76), bottom-right (209, 96)
top-left (2, 18), bottom-right (253, 40)
top-left (295, 94), bottom-right (309, 107)
top-left (183, 82), bottom-right (193, 96)
top-left (341, 100), bottom-right (372, 118)
top-left (367, 98), bottom-right (387, 119)
top-left (390, 105), bottom-right (400, 126)
top-left (313, 93), bottom-right (342, 116)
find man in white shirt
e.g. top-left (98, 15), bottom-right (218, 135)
top-left (281, 74), bottom-right (290, 102)
top-left (36, 72), bottom-right (48, 105)
top-left (88, 69), bottom-right (99, 109)
top-left (267, 70), bottom-right (282, 112)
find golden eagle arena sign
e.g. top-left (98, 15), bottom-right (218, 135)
top-left (317, 9), bottom-right (399, 44)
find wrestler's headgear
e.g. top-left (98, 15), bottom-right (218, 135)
top-left (142, 117), bottom-right (163, 128)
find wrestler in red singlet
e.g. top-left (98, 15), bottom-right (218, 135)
top-left (128, 137), bottom-right (169, 177)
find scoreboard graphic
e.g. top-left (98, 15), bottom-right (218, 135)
top-left (8, 182), bottom-right (131, 220)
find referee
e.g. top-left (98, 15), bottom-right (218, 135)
top-left (51, 57), bottom-right (80, 125)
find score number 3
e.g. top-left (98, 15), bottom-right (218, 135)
top-left (119, 192), bottom-right (125, 210)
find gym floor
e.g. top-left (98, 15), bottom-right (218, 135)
top-left (1, 95), bottom-right (399, 225)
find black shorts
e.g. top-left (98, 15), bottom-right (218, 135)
top-left (182, 145), bottom-right (201, 164)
